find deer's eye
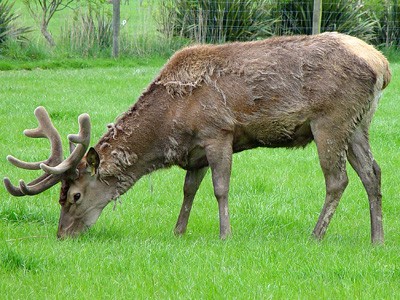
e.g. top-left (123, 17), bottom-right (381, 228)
top-left (73, 193), bottom-right (81, 202)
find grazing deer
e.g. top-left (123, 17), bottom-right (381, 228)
top-left (4, 32), bottom-right (390, 243)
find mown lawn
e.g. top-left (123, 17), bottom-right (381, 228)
top-left (1, 58), bottom-right (400, 299)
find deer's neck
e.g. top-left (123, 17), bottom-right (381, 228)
top-left (94, 85), bottom-right (175, 196)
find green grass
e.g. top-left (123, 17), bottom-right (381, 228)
top-left (1, 58), bottom-right (400, 299)
top-left (0, 55), bottom-right (167, 70)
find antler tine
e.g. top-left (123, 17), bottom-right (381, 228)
top-left (40, 113), bottom-right (91, 175)
top-left (6, 155), bottom-right (42, 171)
top-left (4, 177), bottom-right (24, 196)
top-left (6, 106), bottom-right (63, 170)
top-left (3, 173), bottom-right (62, 197)
top-left (19, 174), bottom-right (63, 196)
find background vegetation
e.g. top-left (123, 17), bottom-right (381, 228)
top-left (159, 0), bottom-right (276, 43)
top-left (0, 0), bottom-right (30, 46)
top-left (0, 0), bottom-right (400, 60)
top-left (272, 0), bottom-right (377, 41)
top-left (0, 0), bottom-right (185, 60)
top-left (160, 0), bottom-right (380, 43)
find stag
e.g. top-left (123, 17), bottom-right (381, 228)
top-left (4, 32), bottom-right (390, 243)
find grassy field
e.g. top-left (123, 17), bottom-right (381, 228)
top-left (0, 57), bottom-right (400, 299)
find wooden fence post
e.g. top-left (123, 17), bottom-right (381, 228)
top-left (312, 0), bottom-right (322, 34)
top-left (112, 0), bottom-right (121, 58)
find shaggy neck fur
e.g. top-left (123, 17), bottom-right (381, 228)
top-left (94, 82), bottom-right (173, 196)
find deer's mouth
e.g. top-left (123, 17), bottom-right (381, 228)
top-left (57, 214), bottom-right (90, 239)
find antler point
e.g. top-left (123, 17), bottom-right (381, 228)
top-left (34, 106), bottom-right (45, 113)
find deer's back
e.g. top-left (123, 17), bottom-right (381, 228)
top-left (155, 33), bottom-right (390, 161)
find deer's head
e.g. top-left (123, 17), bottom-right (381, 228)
top-left (4, 107), bottom-right (115, 238)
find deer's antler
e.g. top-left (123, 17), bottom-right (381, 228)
top-left (3, 106), bottom-right (91, 197)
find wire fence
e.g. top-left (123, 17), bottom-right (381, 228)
top-left (150, 0), bottom-right (400, 47)
top-left (7, 0), bottom-right (397, 59)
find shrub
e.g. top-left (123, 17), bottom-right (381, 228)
top-left (159, 0), bottom-right (378, 44)
top-left (59, 8), bottom-right (113, 57)
top-left (273, 0), bottom-right (378, 42)
top-left (374, 0), bottom-right (400, 47)
top-left (159, 0), bottom-right (275, 43)
top-left (0, 0), bottom-right (31, 47)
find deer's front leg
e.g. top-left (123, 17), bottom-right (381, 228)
top-left (174, 167), bottom-right (208, 236)
top-left (205, 135), bottom-right (233, 240)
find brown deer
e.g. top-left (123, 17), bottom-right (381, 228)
top-left (4, 32), bottom-right (391, 243)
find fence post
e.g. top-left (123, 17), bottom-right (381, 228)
top-left (112, 0), bottom-right (121, 58)
top-left (312, 0), bottom-right (322, 34)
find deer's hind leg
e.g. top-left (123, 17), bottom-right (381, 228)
top-left (347, 127), bottom-right (383, 244)
top-left (311, 120), bottom-right (350, 240)
top-left (174, 167), bottom-right (208, 236)
top-left (204, 134), bottom-right (234, 240)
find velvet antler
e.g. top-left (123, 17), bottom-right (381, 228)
top-left (3, 106), bottom-right (91, 196)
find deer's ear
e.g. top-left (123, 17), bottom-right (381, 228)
top-left (86, 147), bottom-right (100, 176)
